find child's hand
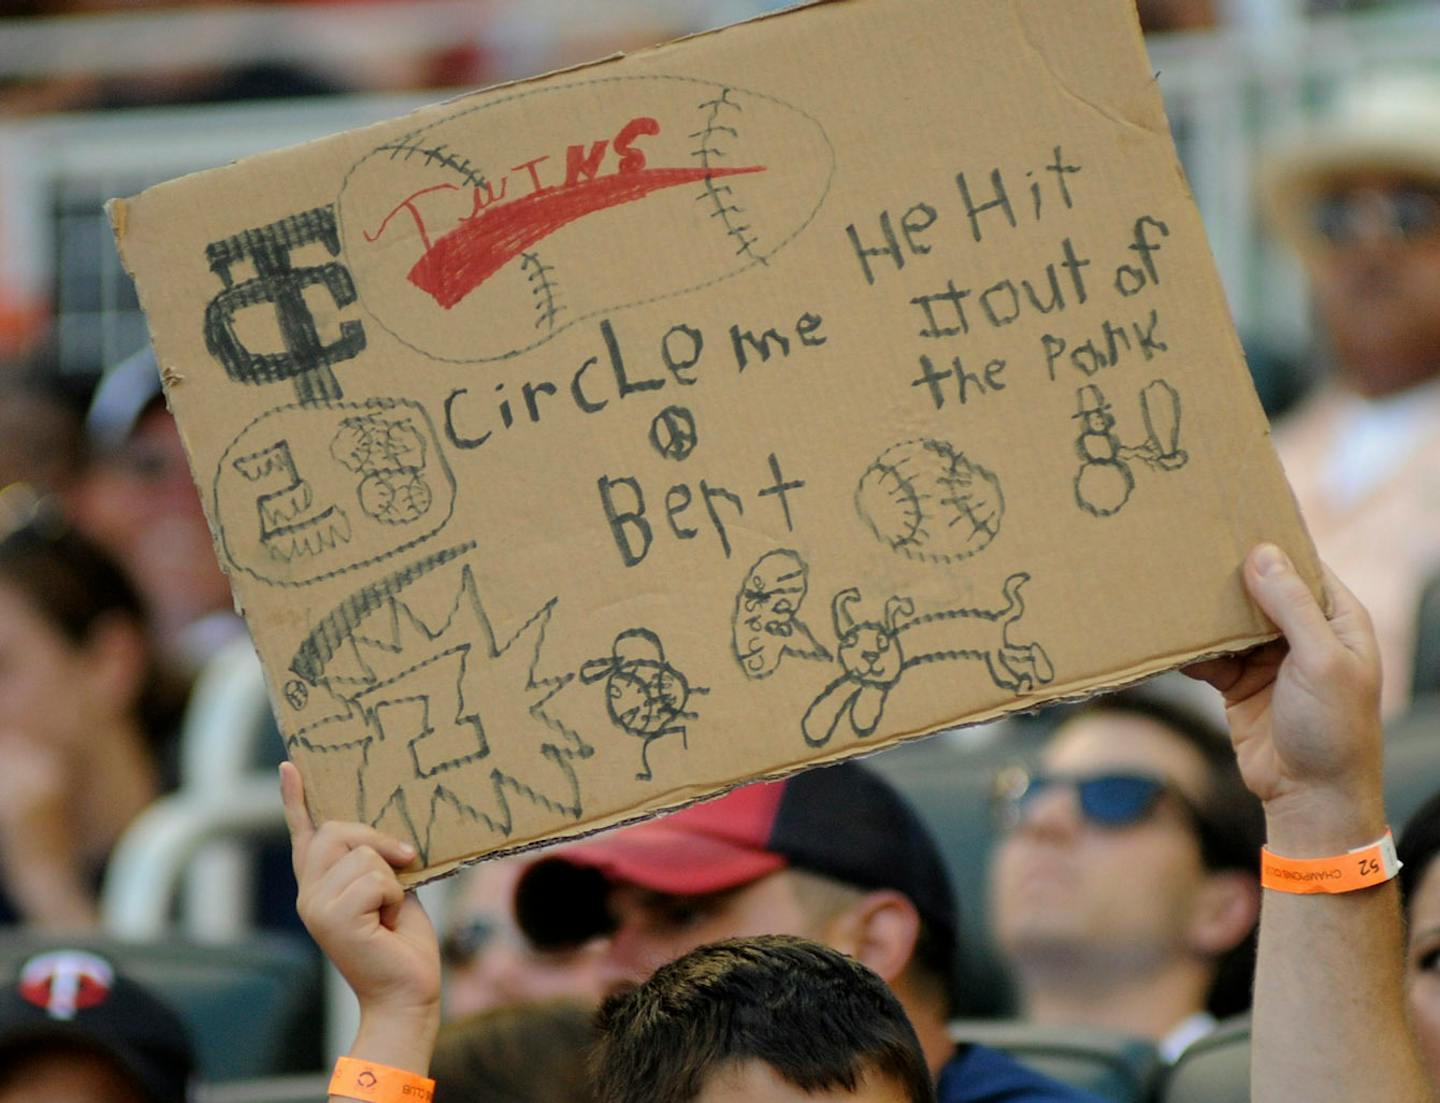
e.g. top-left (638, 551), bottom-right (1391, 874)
top-left (280, 763), bottom-right (440, 1072)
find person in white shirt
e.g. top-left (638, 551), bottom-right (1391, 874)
top-left (1260, 71), bottom-right (1440, 717)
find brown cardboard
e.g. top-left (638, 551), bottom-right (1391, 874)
top-left (109, 0), bottom-right (1321, 882)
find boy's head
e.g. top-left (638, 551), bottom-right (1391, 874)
top-left (591, 935), bottom-right (936, 1103)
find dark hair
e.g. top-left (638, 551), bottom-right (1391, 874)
top-left (0, 503), bottom-right (145, 645)
top-left (0, 362), bottom-right (88, 494)
top-left (431, 1001), bottom-right (598, 1103)
top-left (1063, 688), bottom-right (1263, 1018)
top-left (906, 917), bottom-right (955, 1020)
top-left (0, 493), bottom-right (175, 741)
top-left (1399, 789), bottom-right (1440, 908)
top-left (591, 935), bottom-right (936, 1103)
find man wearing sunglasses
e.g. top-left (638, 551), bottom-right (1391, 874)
top-left (989, 690), bottom-right (1263, 1060)
top-left (1259, 71), bottom-right (1440, 718)
top-left (503, 762), bottom-right (1104, 1102)
top-left (438, 854), bottom-right (606, 1017)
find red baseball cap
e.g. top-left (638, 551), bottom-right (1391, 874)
top-left (514, 762), bottom-right (958, 984)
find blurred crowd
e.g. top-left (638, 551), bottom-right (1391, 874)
top-left (1, 2), bottom-right (1439, 1102)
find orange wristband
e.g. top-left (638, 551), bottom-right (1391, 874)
top-left (329, 1057), bottom-right (434, 1103)
top-left (1261, 830), bottom-right (1401, 895)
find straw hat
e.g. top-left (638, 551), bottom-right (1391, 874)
top-left (1259, 70), bottom-right (1440, 251)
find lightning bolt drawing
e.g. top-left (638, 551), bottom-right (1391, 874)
top-left (286, 550), bottom-right (592, 863)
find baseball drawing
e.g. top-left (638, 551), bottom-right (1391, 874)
top-left (855, 438), bottom-right (1005, 564)
top-left (335, 74), bottom-right (835, 364)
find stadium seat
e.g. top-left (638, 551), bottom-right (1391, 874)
top-left (949, 1021), bottom-right (1163, 1103)
top-left (1159, 1016), bottom-right (1249, 1103)
top-left (1413, 571), bottom-right (1440, 700)
top-left (1384, 698), bottom-right (1440, 834)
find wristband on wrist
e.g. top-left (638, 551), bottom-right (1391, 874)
top-left (329, 1056), bottom-right (434, 1103)
top-left (1261, 829), bottom-right (1401, 895)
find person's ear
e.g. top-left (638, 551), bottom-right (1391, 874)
top-left (820, 889), bottom-right (921, 985)
top-left (82, 613), bottom-right (148, 715)
top-left (1187, 870), bottom-right (1261, 957)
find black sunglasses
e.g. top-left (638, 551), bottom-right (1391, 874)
top-left (440, 917), bottom-right (503, 967)
top-left (1311, 184), bottom-right (1440, 247)
top-left (993, 766), bottom-right (1201, 833)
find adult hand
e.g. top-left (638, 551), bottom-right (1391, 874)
top-left (1199, 557), bottom-right (1434, 1103)
top-left (281, 763), bottom-right (440, 1071)
top-left (1185, 543), bottom-right (1385, 853)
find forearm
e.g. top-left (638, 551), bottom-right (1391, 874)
top-left (329, 1002), bottom-right (440, 1103)
top-left (1253, 800), bottom-right (1435, 1103)
top-left (350, 1002), bottom-right (440, 1073)
top-left (280, 765), bottom-right (441, 1103)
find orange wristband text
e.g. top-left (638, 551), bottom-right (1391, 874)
top-left (329, 1056), bottom-right (434, 1103)
top-left (1261, 830), bottom-right (1401, 895)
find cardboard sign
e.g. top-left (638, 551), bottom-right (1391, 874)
top-left (111, 0), bottom-right (1320, 881)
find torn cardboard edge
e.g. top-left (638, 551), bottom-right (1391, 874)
top-left (110, 0), bottom-right (1318, 883)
